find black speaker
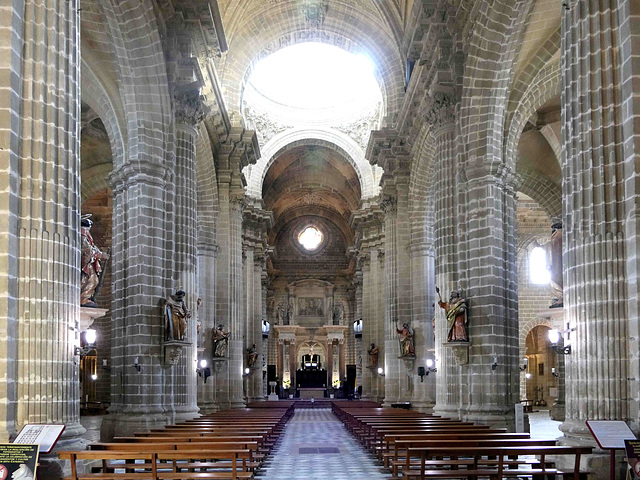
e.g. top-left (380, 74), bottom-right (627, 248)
top-left (346, 364), bottom-right (356, 396)
top-left (267, 365), bottom-right (276, 383)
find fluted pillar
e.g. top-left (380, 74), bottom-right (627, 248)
top-left (0, 1), bottom-right (83, 476)
top-left (197, 244), bottom-right (219, 413)
top-left (557, 3), bottom-right (633, 475)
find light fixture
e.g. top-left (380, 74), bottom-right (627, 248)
top-left (377, 367), bottom-right (385, 377)
top-left (75, 328), bottom-right (97, 357)
top-left (551, 367), bottom-right (559, 378)
top-left (133, 356), bottom-right (142, 373)
top-left (491, 356), bottom-right (498, 371)
top-left (353, 319), bottom-right (362, 338)
top-left (548, 329), bottom-right (571, 355)
top-left (243, 367), bottom-right (251, 376)
top-left (519, 357), bottom-right (528, 371)
top-left (262, 320), bottom-right (270, 338)
top-left (197, 359), bottom-right (211, 383)
top-left (91, 374), bottom-right (98, 381)
top-left (525, 372), bottom-right (532, 379)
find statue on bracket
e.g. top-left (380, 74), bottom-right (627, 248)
top-left (367, 343), bottom-right (379, 367)
top-left (247, 343), bottom-right (258, 368)
top-left (212, 324), bottom-right (230, 357)
top-left (437, 286), bottom-right (468, 342)
top-left (164, 289), bottom-right (191, 341)
top-left (80, 214), bottom-right (110, 307)
top-left (277, 302), bottom-right (286, 325)
top-left (397, 323), bottom-right (415, 357)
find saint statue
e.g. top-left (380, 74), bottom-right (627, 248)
top-left (367, 343), bottom-right (379, 367)
top-left (80, 214), bottom-right (110, 307)
top-left (247, 344), bottom-right (258, 368)
top-left (277, 302), bottom-right (286, 324)
top-left (437, 287), bottom-right (468, 342)
top-left (333, 302), bottom-right (344, 325)
top-left (212, 324), bottom-right (230, 357)
top-left (164, 289), bottom-right (191, 341)
top-left (287, 298), bottom-right (295, 325)
top-left (547, 221), bottom-right (563, 307)
top-left (397, 323), bottom-right (415, 357)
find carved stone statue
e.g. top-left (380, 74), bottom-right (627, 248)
top-left (80, 215), bottom-right (110, 307)
top-left (212, 324), bottom-right (230, 357)
top-left (397, 323), bottom-right (415, 357)
top-left (437, 287), bottom-right (468, 342)
top-left (333, 302), bottom-right (344, 325)
top-left (367, 343), bottom-right (379, 367)
top-left (547, 221), bottom-right (563, 307)
top-left (277, 302), bottom-right (286, 324)
top-left (287, 298), bottom-right (295, 324)
top-left (247, 344), bottom-right (258, 368)
top-left (164, 290), bottom-right (191, 341)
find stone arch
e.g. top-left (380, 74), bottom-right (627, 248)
top-left (218, 4), bottom-right (405, 124)
top-left (515, 167), bottom-right (561, 219)
top-left (519, 317), bottom-right (552, 362)
top-left (246, 128), bottom-right (377, 199)
top-left (504, 61), bottom-right (561, 168)
top-left (409, 124), bottom-right (436, 248)
top-left (460, 0), bottom-right (535, 175)
top-left (100, 0), bottom-right (173, 172)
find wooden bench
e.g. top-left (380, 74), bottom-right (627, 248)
top-left (402, 445), bottom-right (593, 480)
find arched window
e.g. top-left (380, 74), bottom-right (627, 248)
top-left (529, 246), bottom-right (550, 285)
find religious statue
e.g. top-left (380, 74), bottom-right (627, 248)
top-left (367, 343), bottom-right (379, 367)
top-left (247, 344), bottom-right (258, 368)
top-left (547, 221), bottom-right (563, 307)
top-left (80, 214), bottom-right (110, 307)
top-left (164, 289), bottom-right (191, 341)
top-left (437, 286), bottom-right (468, 342)
top-left (333, 302), bottom-right (344, 325)
top-left (277, 302), bottom-right (286, 324)
top-left (212, 324), bottom-right (230, 357)
top-left (397, 323), bottom-right (415, 357)
top-left (287, 298), bottom-right (295, 324)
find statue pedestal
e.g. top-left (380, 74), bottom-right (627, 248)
top-left (79, 307), bottom-right (108, 332)
top-left (163, 341), bottom-right (191, 366)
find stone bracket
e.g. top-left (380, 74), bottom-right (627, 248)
top-left (444, 341), bottom-right (469, 365)
top-left (211, 356), bottom-right (228, 373)
top-left (163, 341), bottom-right (192, 367)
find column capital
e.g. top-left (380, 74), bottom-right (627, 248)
top-left (173, 85), bottom-right (208, 128)
top-left (380, 194), bottom-right (397, 215)
top-left (425, 92), bottom-right (457, 132)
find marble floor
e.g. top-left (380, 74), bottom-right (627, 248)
top-left (256, 408), bottom-right (389, 480)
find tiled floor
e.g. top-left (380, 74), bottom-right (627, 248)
top-left (256, 408), bottom-right (389, 480)
top-left (528, 409), bottom-right (562, 440)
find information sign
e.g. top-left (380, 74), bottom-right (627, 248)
top-left (626, 439), bottom-right (640, 478)
top-left (0, 444), bottom-right (38, 480)
top-left (14, 425), bottom-right (65, 454)
top-left (586, 420), bottom-right (636, 449)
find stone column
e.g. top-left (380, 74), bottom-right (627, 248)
top-left (170, 89), bottom-right (205, 422)
top-left (558, 2), bottom-right (633, 474)
top-left (197, 244), bottom-right (218, 413)
top-left (0, 1), bottom-right (84, 475)
top-left (410, 242), bottom-right (436, 412)
top-left (249, 255), bottom-right (265, 402)
top-left (373, 248), bottom-right (386, 403)
top-left (358, 254), bottom-right (373, 399)
top-left (381, 172), bottom-right (412, 405)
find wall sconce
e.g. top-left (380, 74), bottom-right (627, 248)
top-left (519, 357), bottom-right (528, 371)
top-left (75, 329), bottom-right (97, 357)
top-left (91, 374), bottom-right (98, 381)
top-left (417, 366), bottom-right (426, 382)
top-left (491, 356), bottom-right (498, 371)
top-left (551, 367), bottom-right (559, 378)
top-left (548, 329), bottom-right (571, 355)
top-left (133, 356), bottom-right (142, 373)
top-left (197, 359), bottom-right (211, 383)
top-left (525, 372), bottom-right (532, 379)
top-left (377, 367), bottom-right (385, 377)
top-left (243, 367), bottom-right (251, 377)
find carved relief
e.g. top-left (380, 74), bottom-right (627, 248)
top-left (174, 87), bottom-right (208, 127)
top-left (242, 103), bottom-right (292, 146)
top-left (302, 0), bottom-right (328, 28)
top-left (334, 106), bottom-right (382, 150)
top-left (424, 92), bottom-right (456, 129)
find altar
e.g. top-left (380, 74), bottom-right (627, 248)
top-left (299, 387), bottom-right (326, 399)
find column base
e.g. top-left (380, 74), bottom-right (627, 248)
top-left (556, 420), bottom-right (618, 479)
top-left (197, 402), bottom-right (221, 415)
top-left (100, 411), bottom-right (168, 441)
top-left (410, 400), bottom-right (435, 414)
top-left (461, 405), bottom-right (515, 430)
top-left (550, 402), bottom-right (565, 421)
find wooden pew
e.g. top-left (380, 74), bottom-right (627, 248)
top-left (402, 445), bottom-right (592, 480)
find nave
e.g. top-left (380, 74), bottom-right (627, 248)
top-left (257, 408), bottom-right (388, 480)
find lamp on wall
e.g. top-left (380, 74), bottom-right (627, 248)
top-left (262, 320), bottom-right (270, 339)
top-left (197, 359), bottom-right (211, 383)
top-left (548, 329), bottom-right (571, 355)
top-left (491, 356), bottom-right (498, 371)
top-left (353, 319), bottom-right (362, 338)
top-left (551, 367), bottom-right (559, 378)
top-left (243, 367), bottom-right (251, 377)
top-left (377, 367), bottom-right (385, 377)
top-left (75, 328), bottom-right (97, 357)
top-left (519, 357), bottom-right (528, 371)
top-left (133, 356), bottom-right (142, 373)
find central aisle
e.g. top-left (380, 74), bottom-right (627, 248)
top-left (257, 408), bottom-right (388, 480)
